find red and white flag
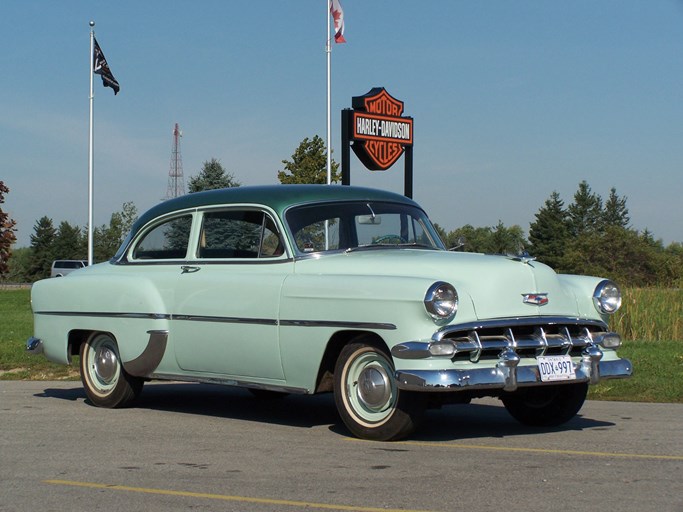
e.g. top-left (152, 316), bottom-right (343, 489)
top-left (330, 0), bottom-right (346, 43)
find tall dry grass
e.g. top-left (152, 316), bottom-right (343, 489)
top-left (611, 288), bottom-right (683, 341)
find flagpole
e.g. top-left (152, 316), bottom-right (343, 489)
top-left (88, 21), bottom-right (95, 266)
top-left (326, 1), bottom-right (332, 186)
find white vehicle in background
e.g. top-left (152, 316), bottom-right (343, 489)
top-left (50, 260), bottom-right (88, 278)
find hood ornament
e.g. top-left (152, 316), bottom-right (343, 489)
top-left (522, 293), bottom-right (549, 306)
top-left (507, 250), bottom-right (537, 265)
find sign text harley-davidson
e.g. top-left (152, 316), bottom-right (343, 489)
top-left (353, 113), bottom-right (413, 144)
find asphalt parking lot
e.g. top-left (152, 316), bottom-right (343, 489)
top-left (1, 380), bottom-right (682, 512)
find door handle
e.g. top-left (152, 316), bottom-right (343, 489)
top-left (180, 265), bottom-right (201, 274)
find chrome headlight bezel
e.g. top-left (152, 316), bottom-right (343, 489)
top-left (424, 281), bottom-right (458, 322)
top-left (593, 280), bottom-right (622, 315)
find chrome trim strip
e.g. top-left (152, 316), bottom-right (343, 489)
top-left (396, 358), bottom-right (633, 392)
top-left (433, 316), bottom-right (608, 342)
top-left (279, 319), bottom-right (396, 330)
top-left (34, 311), bottom-right (171, 320)
top-left (150, 373), bottom-right (310, 395)
top-left (33, 310), bottom-right (395, 331)
top-left (172, 314), bottom-right (278, 326)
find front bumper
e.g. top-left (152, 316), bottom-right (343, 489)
top-left (396, 356), bottom-right (633, 392)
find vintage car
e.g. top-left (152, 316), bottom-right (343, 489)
top-left (27, 185), bottom-right (632, 440)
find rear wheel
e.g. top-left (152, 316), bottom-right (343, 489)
top-left (502, 383), bottom-right (588, 427)
top-left (334, 340), bottom-right (425, 441)
top-left (79, 332), bottom-right (143, 408)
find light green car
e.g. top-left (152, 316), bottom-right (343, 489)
top-left (27, 185), bottom-right (632, 440)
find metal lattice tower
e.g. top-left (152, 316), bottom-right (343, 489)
top-left (165, 123), bottom-right (185, 199)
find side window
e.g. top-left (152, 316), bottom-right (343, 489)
top-left (199, 211), bottom-right (284, 259)
top-left (132, 215), bottom-right (192, 260)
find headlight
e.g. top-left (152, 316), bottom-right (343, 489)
top-left (424, 281), bottom-right (458, 321)
top-left (593, 280), bottom-right (622, 314)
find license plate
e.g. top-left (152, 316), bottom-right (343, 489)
top-left (537, 355), bottom-right (576, 382)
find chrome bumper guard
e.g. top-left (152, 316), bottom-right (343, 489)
top-left (26, 337), bottom-right (44, 355)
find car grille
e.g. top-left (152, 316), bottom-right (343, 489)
top-left (435, 318), bottom-right (609, 363)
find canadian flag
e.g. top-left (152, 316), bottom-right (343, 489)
top-left (330, 0), bottom-right (346, 43)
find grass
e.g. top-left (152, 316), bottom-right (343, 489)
top-left (611, 287), bottom-right (683, 341)
top-left (0, 288), bottom-right (78, 380)
top-left (1, 287), bottom-right (681, 403)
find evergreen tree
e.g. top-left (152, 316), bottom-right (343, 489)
top-left (188, 159), bottom-right (240, 193)
top-left (603, 187), bottom-right (630, 228)
top-left (278, 135), bottom-right (340, 184)
top-left (0, 181), bottom-right (17, 276)
top-left (528, 191), bottom-right (570, 269)
top-left (29, 216), bottom-right (56, 279)
top-left (53, 221), bottom-right (85, 260)
top-left (567, 181), bottom-right (603, 236)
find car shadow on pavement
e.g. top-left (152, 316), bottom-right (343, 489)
top-left (36, 382), bottom-right (615, 441)
top-left (407, 402), bottom-right (615, 442)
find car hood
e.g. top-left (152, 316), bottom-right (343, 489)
top-left (293, 249), bottom-right (581, 321)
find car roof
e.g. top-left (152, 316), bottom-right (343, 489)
top-left (132, 185), bottom-right (420, 232)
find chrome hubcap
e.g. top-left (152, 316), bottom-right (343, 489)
top-left (94, 346), bottom-right (118, 384)
top-left (357, 365), bottom-right (391, 410)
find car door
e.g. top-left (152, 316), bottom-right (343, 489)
top-left (171, 208), bottom-right (292, 380)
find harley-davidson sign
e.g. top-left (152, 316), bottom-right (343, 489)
top-left (350, 88), bottom-right (413, 170)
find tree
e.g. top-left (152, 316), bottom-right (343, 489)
top-left (52, 221), bottom-right (85, 261)
top-left (567, 181), bottom-right (603, 236)
top-left (29, 216), bottom-right (56, 279)
top-left (4, 247), bottom-right (31, 283)
top-left (188, 158), bottom-right (240, 193)
top-left (278, 135), bottom-right (340, 184)
top-left (528, 191), bottom-right (570, 269)
top-left (0, 181), bottom-right (17, 276)
top-left (603, 187), bottom-right (630, 229)
top-left (444, 222), bottom-right (526, 255)
top-left (560, 226), bottom-right (660, 287)
top-left (94, 202), bottom-right (139, 262)
top-left (489, 222), bottom-right (527, 255)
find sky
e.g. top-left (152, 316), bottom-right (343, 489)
top-left (1, 1), bottom-right (682, 248)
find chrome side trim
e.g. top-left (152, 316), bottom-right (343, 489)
top-left (150, 373), bottom-right (310, 395)
top-left (122, 330), bottom-right (169, 378)
top-left (396, 358), bottom-right (633, 392)
top-left (26, 337), bottom-right (44, 355)
top-left (32, 311), bottom-right (394, 331)
top-left (173, 315), bottom-right (278, 326)
top-left (34, 311), bottom-right (171, 320)
top-left (279, 319), bottom-right (396, 330)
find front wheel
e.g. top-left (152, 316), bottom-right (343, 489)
top-left (79, 332), bottom-right (143, 408)
top-left (502, 383), bottom-right (588, 427)
top-left (334, 340), bottom-right (425, 441)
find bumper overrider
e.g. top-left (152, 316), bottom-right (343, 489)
top-left (391, 317), bottom-right (633, 393)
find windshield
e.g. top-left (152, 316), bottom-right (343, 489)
top-left (285, 201), bottom-right (445, 254)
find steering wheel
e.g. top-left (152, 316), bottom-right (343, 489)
top-left (373, 234), bottom-right (408, 244)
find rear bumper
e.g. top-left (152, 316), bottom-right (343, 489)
top-left (26, 337), bottom-right (44, 355)
top-left (396, 357), bottom-right (633, 393)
